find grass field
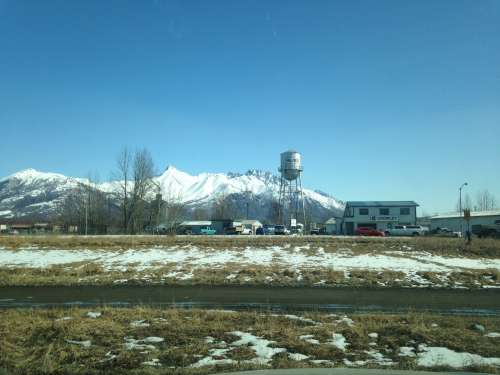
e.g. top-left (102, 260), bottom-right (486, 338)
top-left (1, 235), bottom-right (499, 257)
top-left (0, 235), bottom-right (499, 288)
top-left (0, 307), bottom-right (499, 374)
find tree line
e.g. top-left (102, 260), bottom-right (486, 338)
top-left (58, 146), bottom-right (323, 234)
top-left (456, 189), bottom-right (498, 212)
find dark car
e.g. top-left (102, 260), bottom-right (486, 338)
top-left (274, 225), bottom-right (287, 235)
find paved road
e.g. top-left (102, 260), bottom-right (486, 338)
top-left (217, 369), bottom-right (490, 375)
top-left (1, 285), bottom-right (499, 315)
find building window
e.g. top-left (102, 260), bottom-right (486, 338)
top-left (359, 208), bottom-right (368, 215)
top-left (379, 208), bottom-right (389, 215)
top-left (400, 207), bottom-right (410, 215)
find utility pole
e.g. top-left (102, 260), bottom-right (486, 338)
top-left (85, 189), bottom-right (89, 236)
top-left (459, 182), bottom-right (468, 236)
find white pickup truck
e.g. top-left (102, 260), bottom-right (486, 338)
top-left (385, 225), bottom-right (429, 236)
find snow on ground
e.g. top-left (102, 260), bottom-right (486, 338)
top-left (327, 333), bottom-right (349, 351)
top-left (416, 344), bottom-right (500, 368)
top-left (2, 246), bottom-right (498, 273)
top-left (272, 314), bottom-right (318, 325)
top-left (65, 339), bottom-right (91, 348)
top-left (123, 336), bottom-right (164, 351)
top-left (299, 334), bottom-right (320, 345)
top-left (0, 245), bottom-right (499, 288)
top-left (486, 332), bottom-right (500, 338)
top-left (230, 331), bottom-right (287, 364)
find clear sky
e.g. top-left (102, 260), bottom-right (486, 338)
top-left (1, 0), bottom-right (499, 214)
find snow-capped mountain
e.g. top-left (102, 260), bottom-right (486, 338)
top-left (0, 167), bottom-right (344, 221)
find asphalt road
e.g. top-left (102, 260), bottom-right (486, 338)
top-left (217, 369), bottom-right (491, 375)
top-left (1, 285), bottom-right (499, 315)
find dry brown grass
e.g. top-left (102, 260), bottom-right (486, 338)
top-left (1, 234), bottom-right (498, 258)
top-left (0, 307), bottom-right (499, 374)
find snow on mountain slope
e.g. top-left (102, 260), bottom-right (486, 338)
top-left (0, 166), bottom-right (344, 219)
top-left (155, 166), bottom-right (343, 211)
top-left (0, 169), bottom-right (87, 219)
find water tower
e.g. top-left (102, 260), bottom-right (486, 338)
top-left (278, 150), bottom-right (306, 227)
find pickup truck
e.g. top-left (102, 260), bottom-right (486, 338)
top-left (200, 227), bottom-right (216, 235)
top-left (385, 225), bottom-right (429, 236)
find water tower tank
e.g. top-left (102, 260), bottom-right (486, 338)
top-left (279, 150), bottom-right (302, 181)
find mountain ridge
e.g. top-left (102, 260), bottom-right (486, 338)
top-left (0, 167), bottom-right (344, 221)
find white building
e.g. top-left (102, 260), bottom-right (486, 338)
top-left (324, 218), bottom-right (338, 234)
top-left (341, 201), bottom-right (419, 235)
top-left (240, 220), bottom-right (263, 235)
top-left (429, 210), bottom-right (500, 234)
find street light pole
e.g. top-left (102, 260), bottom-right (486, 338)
top-left (459, 182), bottom-right (468, 235)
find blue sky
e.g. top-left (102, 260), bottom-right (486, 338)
top-left (0, 0), bottom-right (499, 214)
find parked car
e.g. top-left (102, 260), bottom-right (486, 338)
top-left (274, 225), bottom-right (288, 235)
top-left (471, 224), bottom-right (500, 238)
top-left (385, 225), bottom-right (429, 236)
top-left (310, 228), bottom-right (320, 235)
top-left (241, 227), bottom-right (252, 235)
top-left (200, 227), bottom-right (216, 235)
top-left (262, 225), bottom-right (275, 235)
top-left (256, 227), bottom-right (265, 235)
top-left (290, 224), bottom-right (303, 235)
top-left (355, 227), bottom-right (385, 236)
top-left (431, 227), bottom-right (462, 238)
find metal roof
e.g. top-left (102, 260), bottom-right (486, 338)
top-left (324, 218), bottom-right (337, 224)
top-left (430, 210), bottom-right (500, 219)
top-left (346, 201), bottom-right (419, 207)
top-left (179, 221), bottom-right (212, 226)
top-left (240, 220), bottom-right (263, 225)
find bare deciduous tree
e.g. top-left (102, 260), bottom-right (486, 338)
top-left (475, 189), bottom-right (497, 211)
top-left (128, 148), bottom-right (155, 233)
top-left (163, 192), bottom-right (187, 234)
top-left (266, 197), bottom-right (280, 224)
top-left (116, 147), bottom-right (132, 233)
top-left (456, 193), bottom-right (473, 212)
top-left (115, 147), bottom-right (155, 234)
top-left (212, 193), bottom-right (234, 220)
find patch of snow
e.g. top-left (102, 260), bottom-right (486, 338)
top-left (417, 344), bottom-right (500, 368)
top-left (66, 339), bottom-right (91, 348)
top-left (485, 332), bottom-right (500, 338)
top-left (368, 332), bottom-right (378, 339)
top-left (143, 336), bottom-right (164, 343)
top-left (130, 319), bottom-right (150, 328)
top-left (205, 336), bottom-right (215, 344)
top-left (399, 346), bottom-right (416, 357)
top-left (101, 351), bottom-right (117, 362)
top-left (334, 315), bottom-right (355, 327)
top-left (230, 331), bottom-right (286, 364)
top-left (123, 337), bottom-right (161, 351)
top-left (56, 316), bottom-right (73, 321)
top-left (327, 333), bottom-right (349, 351)
top-left (142, 358), bottom-right (161, 366)
top-left (365, 349), bottom-right (396, 365)
top-left (299, 334), bottom-right (320, 345)
top-left (86, 311), bottom-right (101, 318)
top-left (273, 314), bottom-right (318, 325)
top-left (311, 359), bottom-right (334, 365)
top-left (190, 357), bottom-right (235, 368)
top-left (343, 358), bottom-right (367, 366)
top-left (289, 353), bottom-right (309, 361)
